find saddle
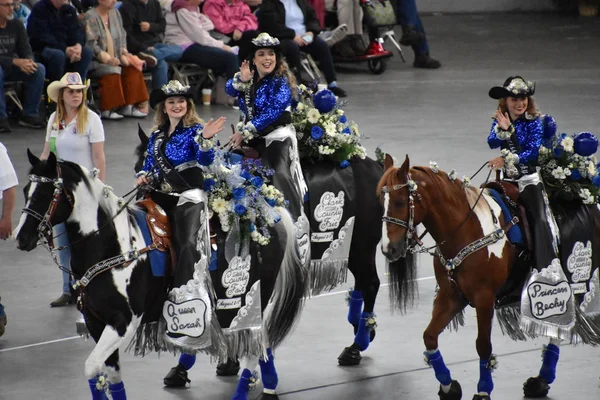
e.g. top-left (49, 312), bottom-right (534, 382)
top-left (483, 172), bottom-right (533, 252)
top-left (136, 198), bottom-right (177, 276)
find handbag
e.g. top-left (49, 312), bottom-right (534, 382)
top-left (362, 0), bottom-right (396, 27)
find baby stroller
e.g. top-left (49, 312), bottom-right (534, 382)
top-left (324, 0), bottom-right (404, 74)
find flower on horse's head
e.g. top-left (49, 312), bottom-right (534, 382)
top-left (429, 161), bottom-right (439, 173)
top-left (407, 180), bottom-right (418, 192)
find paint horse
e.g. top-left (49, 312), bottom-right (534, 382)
top-left (14, 151), bottom-right (306, 400)
top-left (377, 154), bottom-right (600, 400)
top-left (133, 129), bottom-right (385, 368)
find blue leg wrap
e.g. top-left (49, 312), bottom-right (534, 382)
top-left (539, 344), bottom-right (559, 384)
top-left (109, 382), bottom-right (127, 400)
top-left (231, 368), bottom-right (253, 400)
top-left (87, 378), bottom-right (108, 400)
top-left (354, 311), bottom-right (374, 351)
top-left (477, 359), bottom-right (494, 394)
top-left (258, 348), bottom-right (278, 392)
top-left (179, 353), bottom-right (196, 370)
top-left (425, 350), bottom-right (452, 386)
top-left (347, 290), bottom-right (363, 326)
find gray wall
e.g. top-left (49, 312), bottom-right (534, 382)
top-left (418, 0), bottom-right (555, 13)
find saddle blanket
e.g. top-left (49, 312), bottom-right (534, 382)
top-left (131, 207), bottom-right (166, 277)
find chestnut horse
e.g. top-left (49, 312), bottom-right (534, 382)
top-left (377, 154), bottom-right (600, 400)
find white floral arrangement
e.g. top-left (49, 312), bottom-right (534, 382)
top-left (202, 153), bottom-right (286, 245)
top-left (500, 148), bottom-right (520, 178)
top-left (538, 131), bottom-right (600, 204)
top-left (161, 80), bottom-right (190, 95)
top-left (292, 85), bottom-right (366, 166)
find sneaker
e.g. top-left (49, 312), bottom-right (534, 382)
top-left (101, 110), bottom-right (124, 120)
top-left (50, 293), bottom-right (74, 307)
top-left (328, 85), bottom-right (347, 98)
top-left (323, 24), bottom-right (348, 47)
top-left (138, 52), bottom-right (158, 68)
top-left (120, 105), bottom-right (147, 118)
top-left (413, 53), bottom-right (441, 69)
top-left (18, 114), bottom-right (45, 129)
top-left (0, 118), bottom-right (11, 133)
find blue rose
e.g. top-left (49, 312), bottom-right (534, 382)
top-left (340, 160), bottom-right (350, 168)
top-left (339, 115), bottom-right (347, 123)
top-left (342, 127), bottom-right (351, 135)
top-left (311, 125), bottom-right (324, 140)
top-left (234, 203), bottom-right (247, 216)
top-left (198, 149), bottom-right (215, 166)
top-left (249, 223), bottom-right (256, 232)
top-left (574, 132), bottom-right (598, 157)
top-left (553, 147), bottom-right (564, 158)
top-left (571, 169), bottom-right (581, 181)
top-left (542, 115), bottom-right (557, 138)
top-left (202, 178), bottom-right (216, 191)
top-left (250, 176), bottom-right (263, 188)
top-left (266, 198), bottom-right (276, 207)
top-left (232, 187), bottom-right (246, 200)
top-left (593, 175), bottom-right (600, 187)
top-left (313, 89), bottom-right (337, 113)
top-left (240, 170), bottom-right (251, 180)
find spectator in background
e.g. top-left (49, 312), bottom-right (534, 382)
top-left (13, 0), bottom-right (31, 26)
top-left (85, 0), bottom-right (149, 119)
top-left (393, 0), bottom-right (440, 68)
top-left (119, 0), bottom-right (183, 89)
top-left (202, 0), bottom-right (258, 48)
top-left (0, 0), bottom-right (45, 132)
top-left (0, 141), bottom-right (18, 337)
top-left (259, 0), bottom-right (347, 97)
top-left (27, 0), bottom-right (93, 81)
top-left (325, 0), bottom-right (364, 57)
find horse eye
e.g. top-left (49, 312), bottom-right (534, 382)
top-left (393, 199), bottom-right (405, 208)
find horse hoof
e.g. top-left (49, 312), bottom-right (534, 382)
top-left (370, 329), bottom-right (376, 342)
top-left (216, 358), bottom-right (241, 376)
top-left (438, 380), bottom-right (462, 400)
top-left (164, 364), bottom-right (190, 388)
top-left (523, 376), bottom-right (549, 398)
top-left (338, 344), bottom-right (362, 366)
top-left (259, 394), bottom-right (280, 399)
top-left (472, 394), bottom-right (490, 400)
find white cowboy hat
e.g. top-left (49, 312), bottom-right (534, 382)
top-left (47, 72), bottom-right (90, 103)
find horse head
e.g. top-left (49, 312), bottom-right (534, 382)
top-left (15, 150), bottom-right (80, 251)
top-left (377, 154), bottom-right (427, 261)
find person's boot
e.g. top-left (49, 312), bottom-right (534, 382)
top-left (50, 293), bottom-right (74, 307)
top-left (413, 53), bottom-right (441, 69)
top-left (349, 35), bottom-right (367, 55)
top-left (400, 25), bottom-right (424, 46)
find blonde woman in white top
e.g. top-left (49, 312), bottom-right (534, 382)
top-left (40, 72), bottom-right (106, 307)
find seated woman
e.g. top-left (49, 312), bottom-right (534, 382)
top-left (258, 0), bottom-right (347, 97)
top-left (164, 0), bottom-right (239, 81)
top-left (202, 0), bottom-right (258, 49)
top-left (84, 0), bottom-right (150, 119)
top-left (324, 0), bottom-right (365, 57)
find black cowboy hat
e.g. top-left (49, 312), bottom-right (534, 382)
top-left (489, 76), bottom-right (536, 100)
top-left (239, 32), bottom-right (282, 62)
top-left (149, 80), bottom-right (195, 109)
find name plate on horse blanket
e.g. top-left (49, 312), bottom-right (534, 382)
top-left (520, 204), bottom-right (600, 342)
top-left (303, 162), bottom-right (356, 295)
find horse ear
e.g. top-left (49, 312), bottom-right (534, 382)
top-left (398, 154), bottom-right (410, 175)
top-left (383, 153), bottom-right (394, 171)
top-left (27, 148), bottom-right (40, 166)
top-left (138, 123), bottom-right (149, 145)
top-left (46, 151), bottom-right (57, 171)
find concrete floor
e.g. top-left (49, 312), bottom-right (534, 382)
top-left (1, 13), bottom-right (600, 400)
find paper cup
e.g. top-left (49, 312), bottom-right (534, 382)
top-left (202, 89), bottom-right (212, 105)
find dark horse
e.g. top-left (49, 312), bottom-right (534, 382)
top-left (14, 150), bottom-right (306, 400)
top-left (134, 130), bottom-right (384, 367)
top-left (377, 154), bottom-right (600, 400)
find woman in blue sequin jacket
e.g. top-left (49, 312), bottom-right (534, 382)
top-left (486, 76), bottom-right (559, 272)
top-left (136, 80), bottom-right (226, 296)
top-left (225, 32), bottom-right (307, 221)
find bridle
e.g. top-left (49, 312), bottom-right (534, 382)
top-left (381, 171), bottom-right (422, 254)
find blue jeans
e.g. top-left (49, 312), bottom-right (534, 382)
top-left (180, 44), bottom-right (238, 79)
top-left (38, 46), bottom-right (93, 82)
top-left (53, 223), bottom-right (72, 295)
top-left (0, 63), bottom-right (45, 118)
top-left (149, 43), bottom-right (183, 89)
top-left (394, 0), bottom-right (429, 55)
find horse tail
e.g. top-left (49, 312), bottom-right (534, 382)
top-left (386, 251), bottom-right (418, 313)
top-left (264, 208), bottom-right (308, 349)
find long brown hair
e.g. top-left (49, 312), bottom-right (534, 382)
top-left (53, 88), bottom-right (90, 134)
top-left (496, 96), bottom-right (540, 119)
top-left (152, 97), bottom-right (203, 130)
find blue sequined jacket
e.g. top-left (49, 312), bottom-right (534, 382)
top-left (141, 122), bottom-right (215, 175)
top-left (226, 72), bottom-right (292, 138)
top-left (487, 114), bottom-right (555, 168)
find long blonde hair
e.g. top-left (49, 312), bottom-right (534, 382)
top-left (53, 88), bottom-right (90, 134)
top-left (152, 97), bottom-right (203, 130)
top-left (497, 96), bottom-right (540, 119)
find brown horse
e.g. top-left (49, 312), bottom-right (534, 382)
top-left (377, 154), bottom-right (600, 400)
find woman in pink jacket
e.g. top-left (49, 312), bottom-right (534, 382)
top-left (164, 0), bottom-right (239, 78)
top-left (203, 0), bottom-right (258, 46)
